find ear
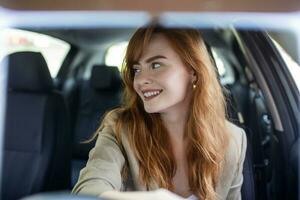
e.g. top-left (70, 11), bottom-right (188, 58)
top-left (191, 70), bottom-right (197, 83)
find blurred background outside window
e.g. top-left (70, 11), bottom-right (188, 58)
top-left (272, 38), bottom-right (300, 91)
top-left (0, 28), bottom-right (70, 77)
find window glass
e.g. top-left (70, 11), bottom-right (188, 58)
top-left (0, 28), bottom-right (70, 77)
top-left (105, 41), bottom-right (128, 71)
top-left (211, 47), bottom-right (235, 85)
top-left (271, 39), bottom-right (300, 92)
top-left (211, 48), bottom-right (226, 76)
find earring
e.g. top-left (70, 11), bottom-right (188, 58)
top-left (192, 73), bottom-right (197, 89)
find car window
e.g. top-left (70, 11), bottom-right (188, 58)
top-left (0, 28), bottom-right (70, 78)
top-left (211, 47), bottom-right (235, 85)
top-left (105, 41), bottom-right (128, 71)
top-left (271, 38), bottom-right (300, 92)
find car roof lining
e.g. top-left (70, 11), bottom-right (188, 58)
top-left (25, 27), bottom-right (229, 49)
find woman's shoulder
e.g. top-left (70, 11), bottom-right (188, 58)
top-left (102, 109), bottom-right (121, 126)
top-left (224, 120), bottom-right (247, 165)
top-left (96, 108), bottom-right (131, 145)
top-left (225, 121), bottom-right (246, 144)
top-left (99, 108), bottom-right (124, 133)
top-left (216, 121), bottom-right (247, 196)
top-left (89, 109), bottom-right (123, 145)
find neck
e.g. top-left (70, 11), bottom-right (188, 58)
top-left (160, 109), bottom-right (189, 142)
top-left (159, 91), bottom-right (193, 142)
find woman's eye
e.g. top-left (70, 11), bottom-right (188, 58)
top-left (152, 62), bottom-right (161, 69)
top-left (133, 68), bottom-right (141, 75)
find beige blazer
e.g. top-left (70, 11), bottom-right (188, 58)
top-left (72, 113), bottom-right (247, 200)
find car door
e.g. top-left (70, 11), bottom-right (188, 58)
top-left (233, 30), bottom-right (299, 200)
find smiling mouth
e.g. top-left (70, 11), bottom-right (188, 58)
top-left (143, 90), bottom-right (163, 101)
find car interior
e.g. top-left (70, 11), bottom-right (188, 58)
top-left (1, 26), bottom-right (298, 200)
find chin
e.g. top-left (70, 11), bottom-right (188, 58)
top-left (144, 106), bottom-right (161, 114)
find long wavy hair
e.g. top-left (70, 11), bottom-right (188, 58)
top-left (97, 25), bottom-right (230, 200)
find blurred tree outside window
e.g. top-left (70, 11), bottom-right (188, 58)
top-left (0, 28), bottom-right (70, 77)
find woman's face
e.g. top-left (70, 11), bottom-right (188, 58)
top-left (133, 33), bottom-right (196, 114)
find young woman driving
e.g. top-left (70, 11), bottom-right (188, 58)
top-left (72, 25), bottom-right (247, 200)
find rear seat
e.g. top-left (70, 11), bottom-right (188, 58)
top-left (2, 52), bottom-right (71, 199)
top-left (224, 82), bottom-right (255, 200)
top-left (71, 64), bottom-right (122, 186)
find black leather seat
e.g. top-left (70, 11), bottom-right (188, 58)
top-left (2, 52), bottom-right (71, 200)
top-left (223, 85), bottom-right (255, 200)
top-left (71, 65), bottom-right (122, 186)
top-left (205, 43), bottom-right (255, 200)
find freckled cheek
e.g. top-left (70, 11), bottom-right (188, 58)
top-left (156, 70), bottom-right (170, 82)
top-left (166, 73), bottom-right (189, 95)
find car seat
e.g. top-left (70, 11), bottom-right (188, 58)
top-left (71, 64), bottom-right (122, 187)
top-left (2, 52), bottom-right (71, 200)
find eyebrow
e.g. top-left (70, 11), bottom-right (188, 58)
top-left (145, 55), bottom-right (167, 63)
top-left (133, 55), bottom-right (167, 65)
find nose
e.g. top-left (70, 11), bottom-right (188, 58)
top-left (134, 70), bottom-right (153, 86)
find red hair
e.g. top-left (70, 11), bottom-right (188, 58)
top-left (98, 25), bottom-right (230, 200)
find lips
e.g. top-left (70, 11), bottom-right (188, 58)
top-left (141, 89), bottom-right (163, 101)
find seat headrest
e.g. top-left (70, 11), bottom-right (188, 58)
top-left (90, 65), bottom-right (122, 90)
top-left (5, 52), bottom-right (53, 92)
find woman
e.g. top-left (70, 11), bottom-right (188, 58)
top-left (72, 25), bottom-right (247, 200)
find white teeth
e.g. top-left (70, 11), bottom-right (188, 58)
top-left (143, 90), bottom-right (161, 98)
